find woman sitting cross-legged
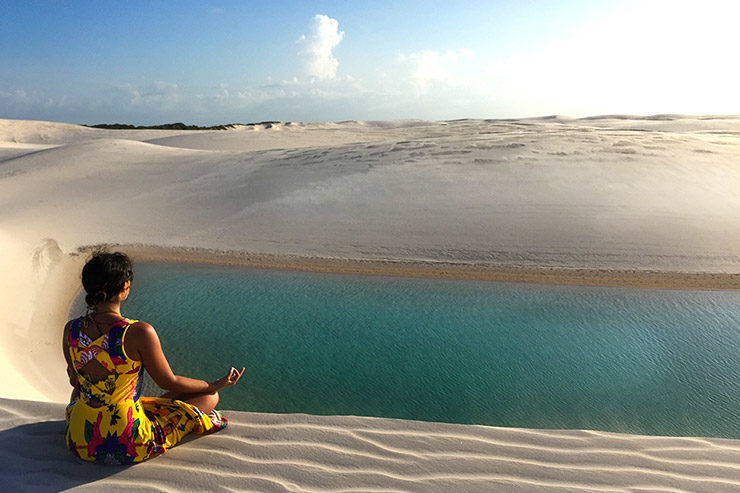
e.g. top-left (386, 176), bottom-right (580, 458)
top-left (63, 251), bottom-right (244, 464)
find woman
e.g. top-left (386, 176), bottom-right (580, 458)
top-left (63, 251), bottom-right (244, 464)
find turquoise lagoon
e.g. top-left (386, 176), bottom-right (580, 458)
top-left (73, 261), bottom-right (740, 438)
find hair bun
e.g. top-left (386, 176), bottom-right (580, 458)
top-left (85, 290), bottom-right (107, 307)
top-left (81, 251), bottom-right (133, 308)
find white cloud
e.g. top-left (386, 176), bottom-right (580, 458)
top-left (114, 81), bottom-right (180, 108)
top-left (0, 88), bottom-right (72, 109)
top-left (214, 83), bottom-right (230, 102)
top-left (298, 14), bottom-right (344, 80)
top-left (237, 75), bottom-right (363, 107)
top-left (399, 49), bottom-right (475, 93)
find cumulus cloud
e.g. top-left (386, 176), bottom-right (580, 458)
top-left (298, 14), bottom-right (344, 80)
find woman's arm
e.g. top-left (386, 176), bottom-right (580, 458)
top-left (125, 321), bottom-right (243, 394)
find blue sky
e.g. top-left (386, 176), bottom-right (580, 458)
top-left (1, 1), bottom-right (738, 124)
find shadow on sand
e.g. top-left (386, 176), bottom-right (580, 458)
top-left (0, 420), bottom-right (129, 492)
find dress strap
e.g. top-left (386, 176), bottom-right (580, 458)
top-left (108, 318), bottom-right (136, 362)
top-left (68, 317), bottom-right (83, 348)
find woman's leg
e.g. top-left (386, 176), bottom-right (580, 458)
top-left (161, 390), bottom-right (219, 415)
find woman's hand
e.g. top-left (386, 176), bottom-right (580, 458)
top-left (209, 367), bottom-right (245, 391)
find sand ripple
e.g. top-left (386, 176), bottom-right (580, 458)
top-left (1, 399), bottom-right (738, 492)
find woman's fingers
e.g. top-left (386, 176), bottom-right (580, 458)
top-left (225, 366), bottom-right (245, 385)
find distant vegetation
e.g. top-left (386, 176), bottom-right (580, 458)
top-left (85, 122), bottom-right (281, 130)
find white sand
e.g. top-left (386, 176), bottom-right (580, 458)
top-left (3, 398), bottom-right (740, 492)
top-left (3, 117), bottom-right (740, 270)
top-left (1, 116), bottom-right (739, 490)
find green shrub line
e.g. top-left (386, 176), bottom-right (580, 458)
top-left (84, 121), bottom-right (281, 131)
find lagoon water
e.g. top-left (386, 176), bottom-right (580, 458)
top-left (73, 262), bottom-right (740, 438)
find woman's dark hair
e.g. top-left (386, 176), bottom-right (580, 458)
top-left (81, 252), bottom-right (133, 307)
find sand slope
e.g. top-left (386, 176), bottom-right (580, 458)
top-left (2, 116), bottom-right (740, 271)
top-left (3, 398), bottom-right (740, 493)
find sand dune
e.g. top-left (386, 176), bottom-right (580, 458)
top-left (1, 116), bottom-right (739, 490)
top-left (2, 116), bottom-right (740, 270)
top-left (2, 398), bottom-right (739, 492)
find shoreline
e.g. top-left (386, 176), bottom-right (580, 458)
top-left (105, 243), bottom-right (740, 291)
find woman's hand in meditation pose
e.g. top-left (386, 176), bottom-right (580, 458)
top-left (209, 367), bottom-right (245, 392)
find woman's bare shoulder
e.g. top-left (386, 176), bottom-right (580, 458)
top-left (129, 320), bottom-right (154, 329)
top-left (123, 321), bottom-right (158, 361)
top-left (126, 320), bottom-right (157, 339)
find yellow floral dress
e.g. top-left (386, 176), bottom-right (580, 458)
top-left (65, 316), bottom-right (225, 464)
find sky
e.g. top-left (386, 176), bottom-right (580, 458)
top-left (1, 0), bottom-right (739, 125)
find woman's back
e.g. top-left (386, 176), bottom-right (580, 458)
top-left (64, 251), bottom-right (242, 464)
top-left (67, 316), bottom-right (143, 407)
top-left (65, 315), bottom-right (224, 464)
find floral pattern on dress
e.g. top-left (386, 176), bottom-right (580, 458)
top-left (65, 317), bottom-right (226, 464)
